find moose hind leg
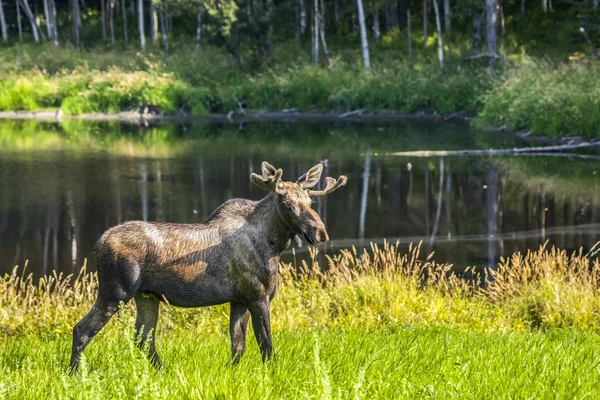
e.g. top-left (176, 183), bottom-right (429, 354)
top-left (70, 299), bottom-right (124, 372)
top-left (134, 293), bottom-right (162, 368)
top-left (229, 302), bottom-right (250, 364)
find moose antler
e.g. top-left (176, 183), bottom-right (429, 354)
top-left (251, 162), bottom-right (286, 194)
top-left (307, 175), bottom-right (348, 196)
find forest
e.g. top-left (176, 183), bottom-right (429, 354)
top-left (0, 0), bottom-right (598, 135)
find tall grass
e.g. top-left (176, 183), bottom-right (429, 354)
top-left (2, 243), bottom-right (600, 398)
top-left (2, 242), bottom-right (600, 336)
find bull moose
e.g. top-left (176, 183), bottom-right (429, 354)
top-left (70, 161), bottom-right (347, 371)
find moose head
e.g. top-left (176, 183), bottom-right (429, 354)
top-left (250, 161), bottom-right (347, 245)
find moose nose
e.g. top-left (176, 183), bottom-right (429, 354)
top-left (315, 226), bottom-right (329, 244)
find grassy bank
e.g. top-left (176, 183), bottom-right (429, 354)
top-left (2, 243), bottom-right (600, 397)
top-left (1, 44), bottom-right (599, 137)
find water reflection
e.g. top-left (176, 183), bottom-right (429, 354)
top-left (0, 120), bottom-right (599, 277)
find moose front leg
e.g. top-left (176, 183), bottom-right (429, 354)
top-left (248, 298), bottom-right (274, 362)
top-left (229, 302), bottom-right (250, 364)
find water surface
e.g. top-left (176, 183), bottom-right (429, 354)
top-left (0, 119), bottom-right (599, 277)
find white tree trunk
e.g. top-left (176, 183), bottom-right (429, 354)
top-left (432, 0), bottom-right (444, 67)
top-left (319, 0), bottom-right (331, 66)
top-left (0, 0), bottom-right (8, 41)
top-left (356, 0), bottom-right (371, 70)
top-left (50, 0), bottom-right (58, 44)
top-left (109, 0), bottom-right (115, 45)
top-left (71, 0), bottom-right (80, 44)
top-left (159, 6), bottom-right (168, 58)
top-left (443, 0), bottom-right (450, 32)
top-left (138, 0), bottom-right (145, 50)
top-left (122, 0), bottom-right (128, 44)
top-left (372, 4), bottom-right (380, 42)
top-left (520, 0), bottom-right (525, 16)
top-left (266, 0), bottom-right (273, 58)
top-left (312, 0), bottom-right (319, 63)
top-left (300, 0), bottom-right (307, 37)
top-left (16, 0), bottom-right (23, 41)
top-left (20, 0), bottom-right (42, 41)
top-left (407, 10), bottom-right (412, 63)
top-left (149, 2), bottom-right (157, 45)
top-left (486, 0), bottom-right (498, 66)
top-left (101, 0), bottom-right (107, 40)
top-left (594, 0), bottom-right (598, 9)
top-left (43, 0), bottom-right (51, 38)
top-left (423, 0), bottom-right (429, 47)
top-left (196, 12), bottom-right (201, 50)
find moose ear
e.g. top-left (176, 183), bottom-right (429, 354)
top-left (296, 164), bottom-right (323, 189)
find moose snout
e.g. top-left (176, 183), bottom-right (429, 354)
top-left (314, 225), bottom-right (329, 244)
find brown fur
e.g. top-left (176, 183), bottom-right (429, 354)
top-left (69, 162), bottom-right (347, 371)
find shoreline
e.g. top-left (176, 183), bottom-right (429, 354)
top-left (0, 109), bottom-right (476, 124)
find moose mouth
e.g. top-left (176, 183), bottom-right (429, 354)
top-left (302, 232), bottom-right (317, 245)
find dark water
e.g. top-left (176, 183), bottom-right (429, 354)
top-left (0, 119), bottom-right (599, 277)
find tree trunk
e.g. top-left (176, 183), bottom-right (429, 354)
top-left (432, 0), bottom-right (444, 67)
top-left (0, 0), bottom-right (7, 41)
top-left (122, 0), bottom-right (128, 44)
top-left (49, 0), bottom-right (58, 44)
top-left (471, 9), bottom-right (483, 51)
top-left (159, 6), bottom-right (168, 58)
top-left (43, 0), bottom-right (51, 38)
top-left (20, 0), bottom-right (42, 41)
top-left (138, 0), bottom-right (145, 50)
top-left (101, 0), bottom-right (107, 40)
top-left (486, 0), bottom-right (498, 66)
top-left (266, 0), bottom-right (273, 58)
top-left (541, 0), bottom-right (546, 12)
top-left (109, 0), bottom-right (115, 45)
top-left (520, 0), bottom-right (525, 16)
top-left (443, 0), bottom-right (450, 32)
top-left (300, 0), bottom-right (307, 39)
top-left (356, 0), bottom-right (371, 69)
top-left (196, 12), bottom-right (201, 50)
top-left (334, 0), bottom-right (340, 24)
top-left (16, 0), bottom-right (23, 41)
top-left (319, 0), bottom-right (331, 66)
top-left (407, 10), bottom-right (412, 63)
top-left (593, 0), bottom-right (597, 9)
top-left (423, 0), bottom-right (429, 48)
top-left (372, 4), bottom-right (380, 42)
top-left (150, 2), bottom-right (157, 45)
top-left (312, 0), bottom-right (319, 63)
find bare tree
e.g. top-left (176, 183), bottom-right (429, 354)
top-left (122, 0), bottom-right (128, 44)
top-left (101, 0), bottom-right (107, 40)
top-left (312, 0), bottom-right (319, 63)
top-left (16, 0), bottom-right (23, 41)
top-left (20, 0), bottom-right (44, 42)
top-left (300, 0), bottom-right (307, 41)
top-left (486, 0), bottom-right (498, 66)
top-left (319, 0), bottom-right (331, 66)
top-left (43, 0), bottom-right (52, 38)
top-left (109, 0), bottom-right (115, 45)
top-left (407, 10), bottom-right (412, 63)
top-left (150, 1), bottom-right (157, 45)
top-left (138, 0), bottom-right (145, 50)
top-left (443, 0), bottom-right (450, 32)
top-left (49, 0), bottom-right (58, 44)
top-left (196, 12), bottom-right (201, 49)
top-left (356, 0), bottom-right (371, 69)
top-left (372, 4), bottom-right (380, 42)
top-left (159, 5), bottom-right (168, 58)
top-left (266, 0), bottom-right (274, 58)
top-left (0, 0), bottom-right (7, 41)
top-left (432, 0), bottom-right (444, 67)
top-left (423, 0), bottom-right (429, 47)
top-left (521, 0), bottom-right (526, 16)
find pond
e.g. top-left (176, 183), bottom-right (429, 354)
top-left (0, 119), bottom-right (599, 278)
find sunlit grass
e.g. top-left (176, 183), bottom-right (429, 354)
top-left (2, 242), bottom-right (600, 397)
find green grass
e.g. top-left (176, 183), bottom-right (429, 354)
top-left (2, 326), bottom-right (600, 399)
top-left (1, 42), bottom-right (599, 136)
top-left (2, 243), bottom-right (600, 397)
